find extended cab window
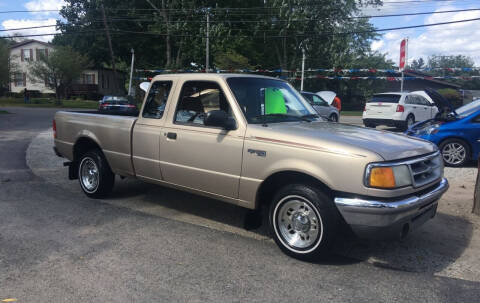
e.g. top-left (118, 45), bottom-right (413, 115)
top-left (142, 81), bottom-right (172, 119)
top-left (174, 81), bottom-right (231, 126)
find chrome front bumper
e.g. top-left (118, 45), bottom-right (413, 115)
top-left (334, 178), bottom-right (449, 239)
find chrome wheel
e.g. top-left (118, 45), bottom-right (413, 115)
top-left (80, 157), bottom-right (99, 193)
top-left (442, 142), bottom-right (466, 165)
top-left (273, 195), bottom-right (323, 252)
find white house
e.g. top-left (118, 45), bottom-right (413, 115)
top-left (9, 39), bottom-right (124, 96)
top-left (9, 39), bottom-right (54, 94)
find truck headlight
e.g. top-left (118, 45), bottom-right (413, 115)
top-left (366, 164), bottom-right (412, 189)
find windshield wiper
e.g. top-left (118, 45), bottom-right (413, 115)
top-left (300, 114), bottom-right (321, 121)
top-left (252, 113), bottom-right (312, 123)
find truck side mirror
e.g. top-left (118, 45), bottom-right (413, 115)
top-left (139, 82), bottom-right (150, 93)
top-left (204, 110), bottom-right (237, 130)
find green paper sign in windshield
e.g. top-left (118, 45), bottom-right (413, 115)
top-left (265, 87), bottom-right (287, 114)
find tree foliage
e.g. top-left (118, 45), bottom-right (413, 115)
top-left (28, 46), bottom-right (90, 100)
top-left (0, 39), bottom-right (18, 92)
top-left (53, 0), bottom-right (393, 106)
top-left (411, 55), bottom-right (480, 90)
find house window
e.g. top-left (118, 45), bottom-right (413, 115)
top-left (22, 49), bottom-right (32, 61)
top-left (14, 73), bottom-right (26, 87)
top-left (84, 74), bottom-right (95, 84)
top-left (36, 48), bottom-right (48, 61)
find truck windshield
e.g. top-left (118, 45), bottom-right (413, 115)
top-left (227, 77), bottom-right (318, 124)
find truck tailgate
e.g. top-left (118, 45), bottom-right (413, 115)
top-left (54, 111), bottom-right (137, 177)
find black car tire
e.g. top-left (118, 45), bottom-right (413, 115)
top-left (403, 114), bottom-right (415, 131)
top-left (269, 183), bottom-right (339, 261)
top-left (78, 149), bottom-right (115, 198)
top-left (329, 113), bottom-right (338, 122)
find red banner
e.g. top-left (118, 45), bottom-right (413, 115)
top-left (399, 39), bottom-right (407, 70)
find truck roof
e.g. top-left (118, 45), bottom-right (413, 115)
top-left (150, 73), bottom-right (284, 82)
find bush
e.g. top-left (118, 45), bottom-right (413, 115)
top-left (438, 88), bottom-right (463, 108)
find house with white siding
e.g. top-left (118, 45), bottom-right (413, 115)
top-left (9, 39), bottom-right (124, 97)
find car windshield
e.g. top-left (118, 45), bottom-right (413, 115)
top-left (227, 77), bottom-right (317, 124)
top-left (455, 99), bottom-right (480, 117)
top-left (367, 94), bottom-right (401, 103)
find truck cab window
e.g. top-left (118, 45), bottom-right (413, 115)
top-left (175, 81), bottom-right (231, 126)
top-left (142, 81), bottom-right (172, 119)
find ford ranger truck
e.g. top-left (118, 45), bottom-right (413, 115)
top-left (53, 74), bottom-right (449, 260)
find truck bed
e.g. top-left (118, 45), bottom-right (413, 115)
top-left (54, 111), bottom-right (137, 177)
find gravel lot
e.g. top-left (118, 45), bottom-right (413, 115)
top-left (28, 129), bottom-right (480, 282)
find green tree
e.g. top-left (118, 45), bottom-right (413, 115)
top-left (0, 39), bottom-right (18, 93)
top-left (411, 58), bottom-right (425, 70)
top-left (428, 55), bottom-right (474, 69)
top-left (214, 50), bottom-right (253, 70)
top-left (28, 46), bottom-right (90, 102)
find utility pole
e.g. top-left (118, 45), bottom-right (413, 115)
top-left (100, 4), bottom-right (117, 90)
top-left (300, 48), bottom-right (306, 91)
top-left (206, 9), bottom-right (210, 72)
top-left (128, 48), bottom-right (135, 96)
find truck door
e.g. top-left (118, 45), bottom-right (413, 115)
top-left (132, 80), bottom-right (175, 181)
top-left (159, 80), bottom-right (245, 199)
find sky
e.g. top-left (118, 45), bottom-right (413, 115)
top-left (1, 0), bottom-right (480, 66)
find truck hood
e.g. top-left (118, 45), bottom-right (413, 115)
top-left (248, 122), bottom-right (436, 161)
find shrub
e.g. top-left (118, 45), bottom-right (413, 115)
top-left (438, 88), bottom-right (463, 108)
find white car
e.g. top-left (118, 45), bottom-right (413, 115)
top-left (362, 92), bottom-right (439, 130)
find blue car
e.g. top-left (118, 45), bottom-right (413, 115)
top-left (406, 92), bottom-right (480, 167)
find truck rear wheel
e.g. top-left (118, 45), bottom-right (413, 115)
top-left (78, 149), bottom-right (115, 198)
top-left (269, 184), bottom-right (339, 260)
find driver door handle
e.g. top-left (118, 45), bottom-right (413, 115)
top-left (166, 132), bottom-right (177, 140)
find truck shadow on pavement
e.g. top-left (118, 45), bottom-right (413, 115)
top-left (108, 177), bottom-right (474, 272)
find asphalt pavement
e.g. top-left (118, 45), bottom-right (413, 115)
top-left (1, 107), bottom-right (479, 302)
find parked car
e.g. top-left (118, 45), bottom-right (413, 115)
top-left (53, 74), bottom-right (448, 260)
top-left (300, 91), bottom-right (339, 122)
top-left (407, 91), bottom-right (480, 167)
top-left (363, 91), bottom-right (439, 130)
top-left (98, 96), bottom-right (138, 115)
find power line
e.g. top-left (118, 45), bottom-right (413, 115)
top-left (0, 24), bottom-right (57, 32)
top-left (3, 15), bottom-right (477, 39)
top-left (0, 0), bottom-right (470, 14)
top-left (3, 6), bottom-right (478, 33)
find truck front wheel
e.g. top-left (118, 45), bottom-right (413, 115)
top-left (269, 184), bottom-right (339, 260)
top-left (78, 149), bottom-right (115, 198)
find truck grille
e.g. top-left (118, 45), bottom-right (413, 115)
top-left (408, 152), bottom-right (443, 188)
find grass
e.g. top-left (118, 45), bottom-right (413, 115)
top-left (0, 110), bottom-right (10, 114)
top-left (340, 111), bottom-right (362, 116)
top-left (0, 97), bottom-right (99, 109)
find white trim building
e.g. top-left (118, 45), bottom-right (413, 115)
top-left (9, 39), bottom-right (125, 96)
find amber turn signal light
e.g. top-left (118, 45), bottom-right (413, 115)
top-left (369, 167), bottom-right (396, 188)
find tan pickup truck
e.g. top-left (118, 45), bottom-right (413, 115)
top-left (53, 73), bottom-right (449, 260)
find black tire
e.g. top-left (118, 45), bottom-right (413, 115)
top-left (403, 114), bottom-right (415, 131)
top-left (269, 183), bottom-right (339, 260)
top-left (439, 138), bottom-right (470, 167)
top-left (78, 149), bottom-right (115, 198)
top-left (329, 113), bottom-right (338, 122)
top-left (364, 123), bottom-right (375, 128)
